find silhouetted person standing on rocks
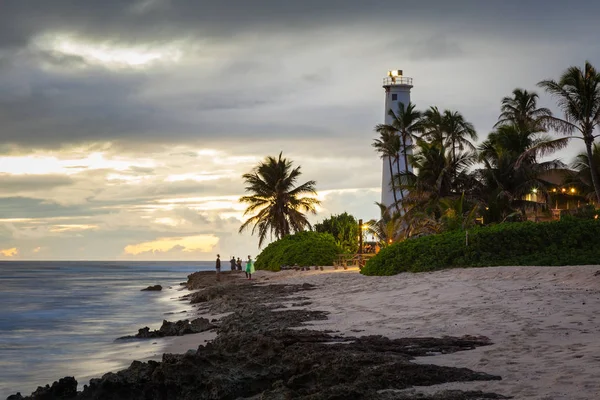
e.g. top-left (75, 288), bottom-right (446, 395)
top-left (237, 257), bottom-right (242, 272)
top-left (215, 254), bottom-right (221, 281)
top-left (230, 256), bottom-right (236, 271)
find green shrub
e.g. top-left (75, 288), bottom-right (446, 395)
top-left (314, 212), bottom-right (360, 253)
top-left (255, 231), bottom-right (342, 271)
top-left (361, 219), bottom-right (600, 276)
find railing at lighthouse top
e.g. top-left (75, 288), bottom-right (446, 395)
top-left (382, 76), bottom-right (413, 86)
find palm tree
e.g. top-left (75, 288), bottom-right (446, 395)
top-left (365, 203), bottom-right (403, 247)
top-left (239, 153), bottom-right (320, 247)
top-left (419, 108), bottom-right (477, 180)
top-left (421, 106), bottom-right (445, 148)
top-left (438, 192), bottom-right (479, 232)
top-left (538, 62), bottom-right (600, 203)
top-left (571, 143), bottom-right (600, 201)
top-left (387, 102), bottom-right (423, 187)
top-left (402, 138), bottom-right (477, 216)
top-left (478, 124), bottom-right (566, 221)
top-left (373, 101), bottom-right (422, 212)
top-left (495, 88), bottom-right (551, 132)
top-left (477, 88), bottom-right (569, 221)
top-left (373, 127), bottom-right (402, 213)
top-left (442, 110), bottom-right (477, 180)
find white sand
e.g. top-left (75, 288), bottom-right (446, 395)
top-left (169, 265), bottom-right (600, 399)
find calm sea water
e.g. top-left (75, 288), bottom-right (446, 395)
top-left (0, 261), bottom-right (214, 398)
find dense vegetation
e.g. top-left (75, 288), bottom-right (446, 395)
top-left (361, 219), bottom-right (600, 276)
top-left (366, 62), bottom-right (600, 250)
top-left (241, 63), bottom-right (600, 266)
top-left (314, 212), bottom-right (359, 253)
top-left (254, 231), bottom-right (341, 271)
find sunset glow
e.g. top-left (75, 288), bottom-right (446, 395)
top-left (0, 248), bottom-right (18, 257)
top-left (124, 235), bottom-right (220, 256)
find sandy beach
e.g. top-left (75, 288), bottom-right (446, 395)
top-left (205, 265), bottom-right (600, 399)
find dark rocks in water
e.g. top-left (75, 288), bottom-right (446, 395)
top-left (9, 377), bottom-right (78, 399)
top-left (11, 281), bottom-right (509, 400)
top-left (118, 318), bottom-right (214, 339)
top-left (16, 330), bottom-right (504, 400)
top-left (163, 310), bottom-right (187, 315)
top-left (188, 282), bottom-right (316, 314)
top-left (185, 270), bottom-right (241, 290)
top-left (141, 285), bottom-right (162, 291)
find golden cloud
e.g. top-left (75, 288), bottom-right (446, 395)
top-left (124, 234), bottom-right (219, 256)
top-left (50, 224), bottom-right (98, 233)
top-left (0, 248), bottom-right (18, 257)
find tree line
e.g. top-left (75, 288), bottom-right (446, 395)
top-left (369, 62), bottom-right (600, 247)
top-left (237, 62), bottom-right (600, 250)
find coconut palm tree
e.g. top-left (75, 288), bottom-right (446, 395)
top-left (419, 108), bottom-right (477, 180)
top-left (571, 143), bottom-right (600, 201)
top-left (478, 124), bottom-right (566, 221)
top-left (421, 106), bottom-right (446, 148)
top-left (386, 102), bottom-right (423, 186)
top-left (438, 192), bottom-right (479, 232)
top-left (239, 153), bottom-right (320, 247)
top-left (373, 101), bottom-right (423, 212)
top-left (495, 88), bottom-right (552, 132)
top-left (402, 138), bottom-right (478, 214)
top-left (538, 62), bottom-right (600, 203)
top-left (476, 88), bottom-right (569, 221)
top-left (365, 203), bottom-right (403, 247)
top-left (442, 110), bottom-right (477, 180)
top-left (373, 126), bottom-right (402, 213)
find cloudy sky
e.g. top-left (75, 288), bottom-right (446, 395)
top-left (0, 0), bottom-right (599, 260)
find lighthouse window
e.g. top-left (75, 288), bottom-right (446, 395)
top-left (391, 94), bottom-right (397, 101)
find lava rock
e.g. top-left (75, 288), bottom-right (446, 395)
top-left (141, 285), bottom-right (162, 291)
top-left (24, 377), bottom-right (78, 399)
top-left (118, 318), bottom-right (215, 339)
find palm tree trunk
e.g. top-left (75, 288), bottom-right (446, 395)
top-left (402, 139), bottom-right (410, 187)
top-left (388, 156), bottom-right (400, 214)
top-left (584, 136), bottom-right (600, 204)
top-left (402, 138), bottom-right (412, 214)
top-left (452, 139), bottom-right (457, 184)
top-left (395, 155), bottom-right (405, 203)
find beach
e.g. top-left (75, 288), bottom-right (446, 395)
top-left (10, 265), bottom-right (600, 399)
top-left (154, 265), bottom-right (600, 399)
top-left (240, 265), bottom-right (600, 399)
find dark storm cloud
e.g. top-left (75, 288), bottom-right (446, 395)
top-left (0, 0), bottom-right (597, 48)
top-left (0, 0), bottom-right (599, 151)
top-left (0, 62), bottom-right (169, 146)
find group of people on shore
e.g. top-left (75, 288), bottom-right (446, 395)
top-left (215, 254), bottom-right (255, 280)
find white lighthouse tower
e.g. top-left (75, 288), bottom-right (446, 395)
top-left (380, 70), bottom-right (414, 212)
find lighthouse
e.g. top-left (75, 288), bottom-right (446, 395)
top-left (381, 70), bottom-right (414, 212)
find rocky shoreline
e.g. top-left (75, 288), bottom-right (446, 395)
top-left (8, 271), bottom-right (510, 399)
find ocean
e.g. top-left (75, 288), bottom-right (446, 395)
top-left (0, 261), bottom-right (214, 398)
